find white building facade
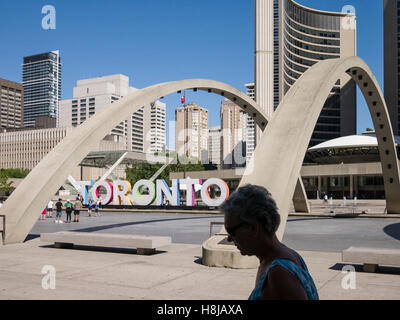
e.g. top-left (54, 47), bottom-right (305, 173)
top-left (208, 125), bottom-right (221, 165)
top-left (58, 74), bottom-right (166, 154)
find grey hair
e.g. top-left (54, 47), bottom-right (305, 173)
top-left (221, 184), bottom-right (280, 236)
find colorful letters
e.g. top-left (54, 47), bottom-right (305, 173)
top-left (78, 178), bottom-right (229, 207)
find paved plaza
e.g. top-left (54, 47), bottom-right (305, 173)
top-left (0, 210), bottom-right (399, 300)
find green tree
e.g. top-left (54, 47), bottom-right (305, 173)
top-left (0, 168), bottom-right (29, 178)
top-left (0, 172), bottom-right (13, 195)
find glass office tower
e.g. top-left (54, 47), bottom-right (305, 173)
top-left (22, 51), bottom-right (61, 127)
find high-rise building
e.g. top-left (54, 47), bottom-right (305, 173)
top-left (208, 125), bottom-right (222, 165)
top-left (0, 78), bottom-right (23, 129)
top-left (22, 51), bottom-right (61, 128)
top-left (175, 102), bottom-right (208, 162)
top-left (220, 100), bottom-right (247, 168)
top-left (143, 100), bottom-right (167, 154)
top-left (255, 0), bottom-right (357, 147)
top-left (384, 0), bottom-right (400, 135)
top-left (244, 83), bottom-right (256, 164)
top-left (59, 74), bottom-right (166, 153)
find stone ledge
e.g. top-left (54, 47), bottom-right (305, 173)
top-left (202, 234), bottom-right (259, 269)
top-left (41, 231), bottom-right (171, 251)
top-left (342, 246), bottom-right (400, 269)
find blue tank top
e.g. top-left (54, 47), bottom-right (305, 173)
top-left (248, 253), bottom-right (319, 300)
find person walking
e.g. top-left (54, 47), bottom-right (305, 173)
top-left (94, 200), bottom-right (100, 217)
top-left (73, 196), bottom-right (82, 222)
top-left (87, 199), bottom-right (93, 217)
top-left (55, 198), bottom-right (63, 224)
top-left (222, 184), bottom-right (319, 300)
top-left (40, 208), bottom-right (46, 220)
top-left (64, 199), bottom-right (73, 223)
top-left (46, 199), bottom-right (54, 218)
top-left (98, 195), bottom-right (103, 209)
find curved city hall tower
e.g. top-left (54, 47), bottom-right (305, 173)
top-left (255, 0), bottom-right (275, 119)
top-left (255, 0), bottom-right (357, 147)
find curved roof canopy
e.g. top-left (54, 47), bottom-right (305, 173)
top-left (306, 132), bottom-right (400, 165)
top-left (308, 132), bottom-right (400, 152)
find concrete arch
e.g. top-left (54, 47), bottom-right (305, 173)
top-left (240, 56), bottom-right (400, 241)
top-left (0, 79), bottom-right (307, 244)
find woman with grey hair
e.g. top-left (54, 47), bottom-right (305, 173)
top-left (222, 184), bottom-right (319, 300)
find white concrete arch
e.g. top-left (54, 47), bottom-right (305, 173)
top-left (240, 56), bottom-right (400, 242)
top-left (0, 79), bottom-right (308, 244)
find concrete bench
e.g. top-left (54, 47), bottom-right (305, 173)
top-left (342, 246), bottom-right (400, 272)
top-left (40, 231), bottom-right (171, 255)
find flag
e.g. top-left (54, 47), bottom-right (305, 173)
top-left (181, 91), bottom-right (185, 105)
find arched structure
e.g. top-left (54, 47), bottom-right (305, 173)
top-left (202, 56), bottom-right (400, 268)
top-left (243, 55), bottom-right (400, 239)
top-left (0, 79), bottom-right (307, 244)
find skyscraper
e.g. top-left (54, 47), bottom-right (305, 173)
top-left (255, 0), bottom-right (357, 147)
top-left (220, 100), bottom-right (247, 168)
top-left (0, 78), bottom-right (23, 128)
top-left (384, 0), bottom-right (400, 135)
top-left (22, 51), bottom-right (61, 127)
top-left (175, 102), bottom-right (208, 162)
top-left (244, 83), bottom-right (256, 164)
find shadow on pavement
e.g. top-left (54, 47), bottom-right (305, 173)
top-left (69, 215), bottom-right (221, 233)
top-left (330, 263), bottom-right (400, 275)
top-left (24, 234), bottom-right (40, 242)
top-left (287, 217), bottom-right (333, 223)
top-left (193, 256), bottom-right (203, 265)
top-left (383, 223), bottom-right (400, 241)
top-left (39, 243), bottom-right (168, 256)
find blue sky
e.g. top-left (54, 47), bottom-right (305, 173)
top-left (0, 0), bottom-right (384, 147)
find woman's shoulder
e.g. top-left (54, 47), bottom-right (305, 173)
top-left (275, 248), bottom-right (304, 268)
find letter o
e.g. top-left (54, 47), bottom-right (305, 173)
top-left (92, 180), bottom-right (113, 205)
top-left (201, 178), bottom-right (229, 207)
top-left (132, 180), bottom-right (156, 206)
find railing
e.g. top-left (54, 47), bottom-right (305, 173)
top-left (0, 214), bottom-right (5, 244)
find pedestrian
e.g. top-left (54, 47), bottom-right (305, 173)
top-left (98, 195), bottom-right (103, 209)
top-left (94, 200), bottom-right (100, 217)
top-left (55, 198), bottom-right (63, 224)
top-left (222, 184), bottom-right (319, 300)
top-left (47, 199), bottom-right (54, 218)
top-left (73, 196), bottom-right (82, 222)
top-left (64, 199), bottom-right (73, 223)
top-left (88, 199), bottom-right (93, 217)
top-left (40, 208), bottom-right (46, 220)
